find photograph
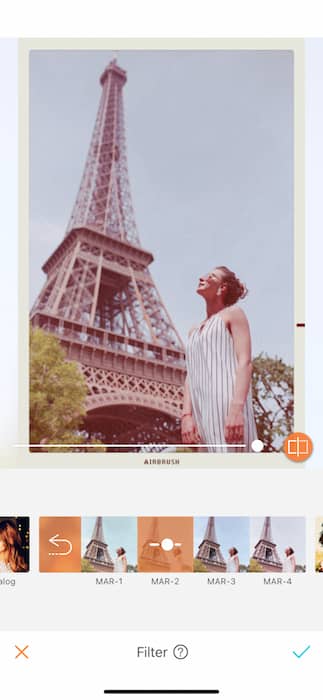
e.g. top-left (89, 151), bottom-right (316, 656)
top-left (249, 517), bottom-right (306, 573)
top-left (82, 517), bottom-right (137, 572)
top-left (138, 517), bottom-right (193, 572)
top-left (194, 516), bottom-right (249, 572)
top-left (315, 518), bottom-right (323, 572)
top-left (29, 47), bottom-right (296, 455)
top-left (0, 517), bottom-right (30, 573)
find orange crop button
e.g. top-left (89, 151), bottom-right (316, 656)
top-left (283, 432), bottom-right (313, 462)
top-left (39, 517), bottom-right (81, 572)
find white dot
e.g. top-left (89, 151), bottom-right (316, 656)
top-left (161, 538), bottom-right (174, 551)
top-left (252, 439), bottom-right (264, 453)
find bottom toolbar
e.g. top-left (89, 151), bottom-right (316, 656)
top-left (0, 630), bottom-right (318, 700)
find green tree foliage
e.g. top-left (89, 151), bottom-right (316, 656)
top-left (193, 558), bottom-right (208, 572)
top-left (252, 354), bottom-right (294, 452)
top-left (248, 558), bottom-right (264, 573)
top-left (239, 564), bottom-right (248, 573)
top-left (30, 327), bottom-right (88, 447)
top-left (81, 558), bottom-right (95, 572)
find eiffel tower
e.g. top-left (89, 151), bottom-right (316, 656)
top-left (83, 517), bottom-right (114, 572)
top-left (251, 517), bottom-right (283, 572)
top-left (196, 517), bottom-right (226, 572)
top-left (31, 58), bottom-right (185, 450)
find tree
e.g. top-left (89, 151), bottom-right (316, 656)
top-left (81, 558), bottom-right (95, 572)
top-left (30, 327), bottom-right (88, 447)
top-left (127, 564), bottom-right (138, 573)
top-left (193, 558), bottom-right (208, 572)
top-left (248, 558), bottom-right (264, 573)
top-left (239, 564), bottom-right (248, 573)
top-left (252, 354), bottom-right (294, 452)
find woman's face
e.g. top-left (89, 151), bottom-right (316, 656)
top-left (0, 535), bottom-right (7, 553)
top-left (197, 268), bottom-right (224, 299)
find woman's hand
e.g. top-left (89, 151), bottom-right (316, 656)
top-left (224, 402), bottom-right (244, 446)
top-left (181, 415), bottom-right (201, 444)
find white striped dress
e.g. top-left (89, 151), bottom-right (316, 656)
top-left (186, 312), bottom-right (257, 452)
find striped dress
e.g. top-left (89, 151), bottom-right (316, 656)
top-left (186, 312), bottom-right (257, 452)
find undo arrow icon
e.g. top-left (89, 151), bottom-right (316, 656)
top-left (48, 534), bottom-right (73, 556)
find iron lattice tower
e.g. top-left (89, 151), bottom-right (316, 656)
top-left (84, 517), bottom-right (114, 572)
top-left (31, 59), bottom-right (185, 450)
top-left (252, 517), bottom-right (283, 572)
top-left (196, 517), bottom-right (226, 572)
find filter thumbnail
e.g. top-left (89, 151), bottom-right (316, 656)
top-left (0, 517), bottom-right (30, 573)
top-left (194, 517), bottom-right (249, 572)
top-left (249, 517), bottom-right (306, 573)
top-left (82, 517), bottom-right (137, 572)
top-left (315, 518), bottom-right (323, 572)
top-left (39, 517), bottom-right (81, 572)
top-left (138, 517), bottom-right (193, 572)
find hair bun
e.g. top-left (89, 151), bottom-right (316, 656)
top-left (238, 281), bottom-right (248, 300)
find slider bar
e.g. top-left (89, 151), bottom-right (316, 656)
top-left (104, 691), bottom-right (220, 695)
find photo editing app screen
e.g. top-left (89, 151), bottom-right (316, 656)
top-left (0, 37), bottom-right (323, 699)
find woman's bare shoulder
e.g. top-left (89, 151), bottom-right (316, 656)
top-left (221, 305), bottom-right (247, 323)
top-left (221, 305), bottom-right (249, 330)
top-left (188, 324), bottom-right (198, 337)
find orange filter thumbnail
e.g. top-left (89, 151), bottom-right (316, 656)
top-left (138, 517), bottom-right (193, 572)
top-left (39, 517), bottom-right (81, 572)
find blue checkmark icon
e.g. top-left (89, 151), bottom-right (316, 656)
top-left (292, 645), bottom-right (311, 659)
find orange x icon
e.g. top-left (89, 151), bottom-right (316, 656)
top-left (15, 644), bottom-right (29, 659)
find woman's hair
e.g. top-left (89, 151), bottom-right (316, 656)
top-left (286, 547), bottom-right (294, 556)
top-left (217, 266), bottom-right (248, 307)
top-left (230, 547), bottom-right (238, 555)
top-left (117, 547), bottom-right (126, 556)
top-left (0, 519), bottom-right (27, 572)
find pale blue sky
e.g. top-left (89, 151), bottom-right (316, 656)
top-left (30, 49), bottom-right (294, 363)
top-left (81, 517), bottom-right (137, 566)
top-left (194, 516), bottom-right (250, 566)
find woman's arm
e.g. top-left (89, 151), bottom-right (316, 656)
top-left (224, 307), bottom-right (253, 446)
top-left (181, 376), bottom-right (200, 444)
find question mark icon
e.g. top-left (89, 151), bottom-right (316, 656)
top-left (173, 644), bottom-right (188, 660)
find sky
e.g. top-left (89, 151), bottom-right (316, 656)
top-left (194, 516), bottom-right (250, 566)
top-left (81, 517), bottom-right (137, 566)
top-left (250, 517), bottom-right (305, 565)
top-left (30, 49), bottom-right (294, 363)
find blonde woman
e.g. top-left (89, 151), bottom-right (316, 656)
top-left (114, 547), bottom-right (127, 573)
top-left (284, 547), bottom-right (296, 573)
top-left (182, 266), bottom-right (257, 452)
top-left (227, 547), bottom-right (240, 573)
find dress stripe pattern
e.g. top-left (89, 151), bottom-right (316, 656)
top-left (186, 313), bottom-right (257, 452)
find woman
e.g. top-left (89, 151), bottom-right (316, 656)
top-left (114, 547), bottom-right (127, 573)
top-left (227, 547), bottom-right (240, 573)
top-left (284, 547), bottom-right (296, 573)
top-left (0, 519), bottom-right (28, 573)
top-left (182, 266), bottom-right (257, 452)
